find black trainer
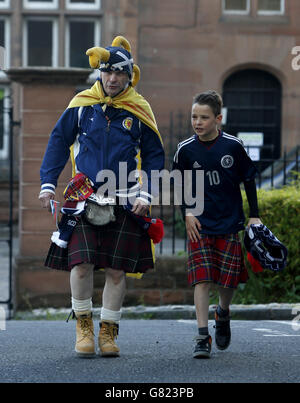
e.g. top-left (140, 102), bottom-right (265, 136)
top-left (214, 309), bottom-right (231, 350)
top-left (193, 335), bottom-right (212, 359)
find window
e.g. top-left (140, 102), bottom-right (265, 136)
top-left (66, 0), bottom-right (101, 10)
top-left (23, 0), bottom-right (58, 9)
top-left (223, 0), bottom-right (250, 14)
top-left (257, 0), bottom-right (285, 15)
top-left (66, 19), bottom-right (100, 67)
top-left (0, 87), bottom-right (9, 159)
top-left (0, 18), bottom-right (10, 72)
top-left (0, 0), bottom-right (9, 9)
top-left (23, 18), bottom-right (58, 67)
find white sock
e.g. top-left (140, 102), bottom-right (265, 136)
top-left (101, 307), bottom-right (122, 323)
top-left (71, 297), bottom-right (92, 313)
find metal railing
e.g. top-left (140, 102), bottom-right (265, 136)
top-left (0, 102), bottom-right (18, 318)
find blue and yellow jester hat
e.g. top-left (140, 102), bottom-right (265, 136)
top-left (86, 35), bottom-right (140, 87)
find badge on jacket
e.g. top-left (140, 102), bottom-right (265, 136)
top-left (122, 117), bottom-right (133, 131)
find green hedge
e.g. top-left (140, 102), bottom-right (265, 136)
top-left (235, 182), bottom-right (300, 304)
top-left (175, 181), bottom-right (300, 303)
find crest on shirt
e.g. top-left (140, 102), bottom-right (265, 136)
top-left (122, 117), bottom-right (133, 131)
top-left (221, 155), bottom-right (234, 168)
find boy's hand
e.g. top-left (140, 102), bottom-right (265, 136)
top-left (247, 217), bottom-right (263, 227)
top-left (185, 213), bottom-right (202, 242)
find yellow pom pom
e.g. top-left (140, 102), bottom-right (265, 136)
top-left (111, 36), bottom-right (131, 52)
top-left (132, 65), bottom-right (140, 87)
top-left (86, 47), bottom-right (110, 69)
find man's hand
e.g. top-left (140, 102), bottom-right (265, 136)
top-left (185, 213), bottom-right (202, 243)
top-left (39, 192), bottom-right (54, 212)
top-left (131, 198), bottom-right (150, 216)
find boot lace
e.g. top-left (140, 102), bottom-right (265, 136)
top-left (79, 316), bottom-right (94, 338)
top-left (101, 322), bottom-right (118, 343)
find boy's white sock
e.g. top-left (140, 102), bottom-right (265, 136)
top-left (101, 307), bottom-right (122, 323)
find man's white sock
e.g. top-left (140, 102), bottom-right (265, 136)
top-left (101, 307), bottom-right (122, 323)
top-left (71, 297), bottom-right (93, 313)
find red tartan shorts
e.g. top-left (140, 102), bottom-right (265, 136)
top-left (187, 233), bottom-right (248, 289)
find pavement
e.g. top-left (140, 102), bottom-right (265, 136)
top-left (12, 302), bottom-right (300, 322)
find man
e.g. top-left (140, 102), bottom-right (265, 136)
top-left (39, 36), bottom-right (164, 358)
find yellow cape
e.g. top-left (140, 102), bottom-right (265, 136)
top-left (67, 81), bottom-right (162, 279)
top-left (68, 80), bottom-right (162, 144)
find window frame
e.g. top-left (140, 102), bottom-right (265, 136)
top-left (23, 0), bottom-right (59, 10)
top-left (0, 86), bottom-right (10, 160)
top-left (65, 17), bottom-right (101, 67)
top-left (65, 0), bottom-right (101, 11)
top-left (257, 0), bottom-right (285, 15)
top-left (222, 0), bottom-right (250, 15)
top-left (23, 17), bottom-right (58, 67)
top-left (0, 16), bottom-right (10, 74)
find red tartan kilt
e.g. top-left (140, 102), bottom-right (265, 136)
top-left (45, 206), bottom-right (154, 273)
top-left (187, 233), bottom-right (248, 288)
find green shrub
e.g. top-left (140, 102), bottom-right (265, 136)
top-left (235, 182), bottom-right (300, 303)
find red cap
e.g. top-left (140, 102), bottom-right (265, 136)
top-left (141, 217), bottom-right (164, 244)
top-left (126, 209), bottom-right (164, 244)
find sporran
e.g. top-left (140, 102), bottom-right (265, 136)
top-left (84, 194), bottom-right (116, 226)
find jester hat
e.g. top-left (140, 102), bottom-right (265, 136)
top-left (86, 36), bottom-right (140, 87)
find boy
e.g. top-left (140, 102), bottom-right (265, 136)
top-left (173, 90), bottom-right (262, 358)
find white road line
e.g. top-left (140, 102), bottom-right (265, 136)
top-left (270, 320), bottom-right (300, 330)
top-left (252, 327), bottom-right (300, 337)
top-left (263, 335), bottom-right (300, 337)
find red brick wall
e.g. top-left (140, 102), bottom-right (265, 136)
top-left (7, 68), bottom-right (91, 309)
top-left (15, 256), bottom-right (190, 310)
top-left (133, 0), bottom-right (300, 152)
top-left (19, 83), bottom-right (74, 256)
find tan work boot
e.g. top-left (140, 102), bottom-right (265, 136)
top-left (98, 320), bottom-right (120, 357)
top-left (74, 311), bottom-right (95, 358)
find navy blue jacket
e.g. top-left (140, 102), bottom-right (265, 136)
top-left (40, 104), bottom-right (164, 204)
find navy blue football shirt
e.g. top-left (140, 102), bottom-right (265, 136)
top-left (173, 131), bottom-right (258, 235)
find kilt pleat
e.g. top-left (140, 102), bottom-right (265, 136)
top-left (187, 233), bottom-right (248, 288)
top-left (45, 207), bottom-right (154, 273)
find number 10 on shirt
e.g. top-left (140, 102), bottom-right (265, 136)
top-left (206, 170), bottom-right (220, 186)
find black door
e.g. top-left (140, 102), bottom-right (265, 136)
top-left (222, 69), bottom-right (282, 165)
